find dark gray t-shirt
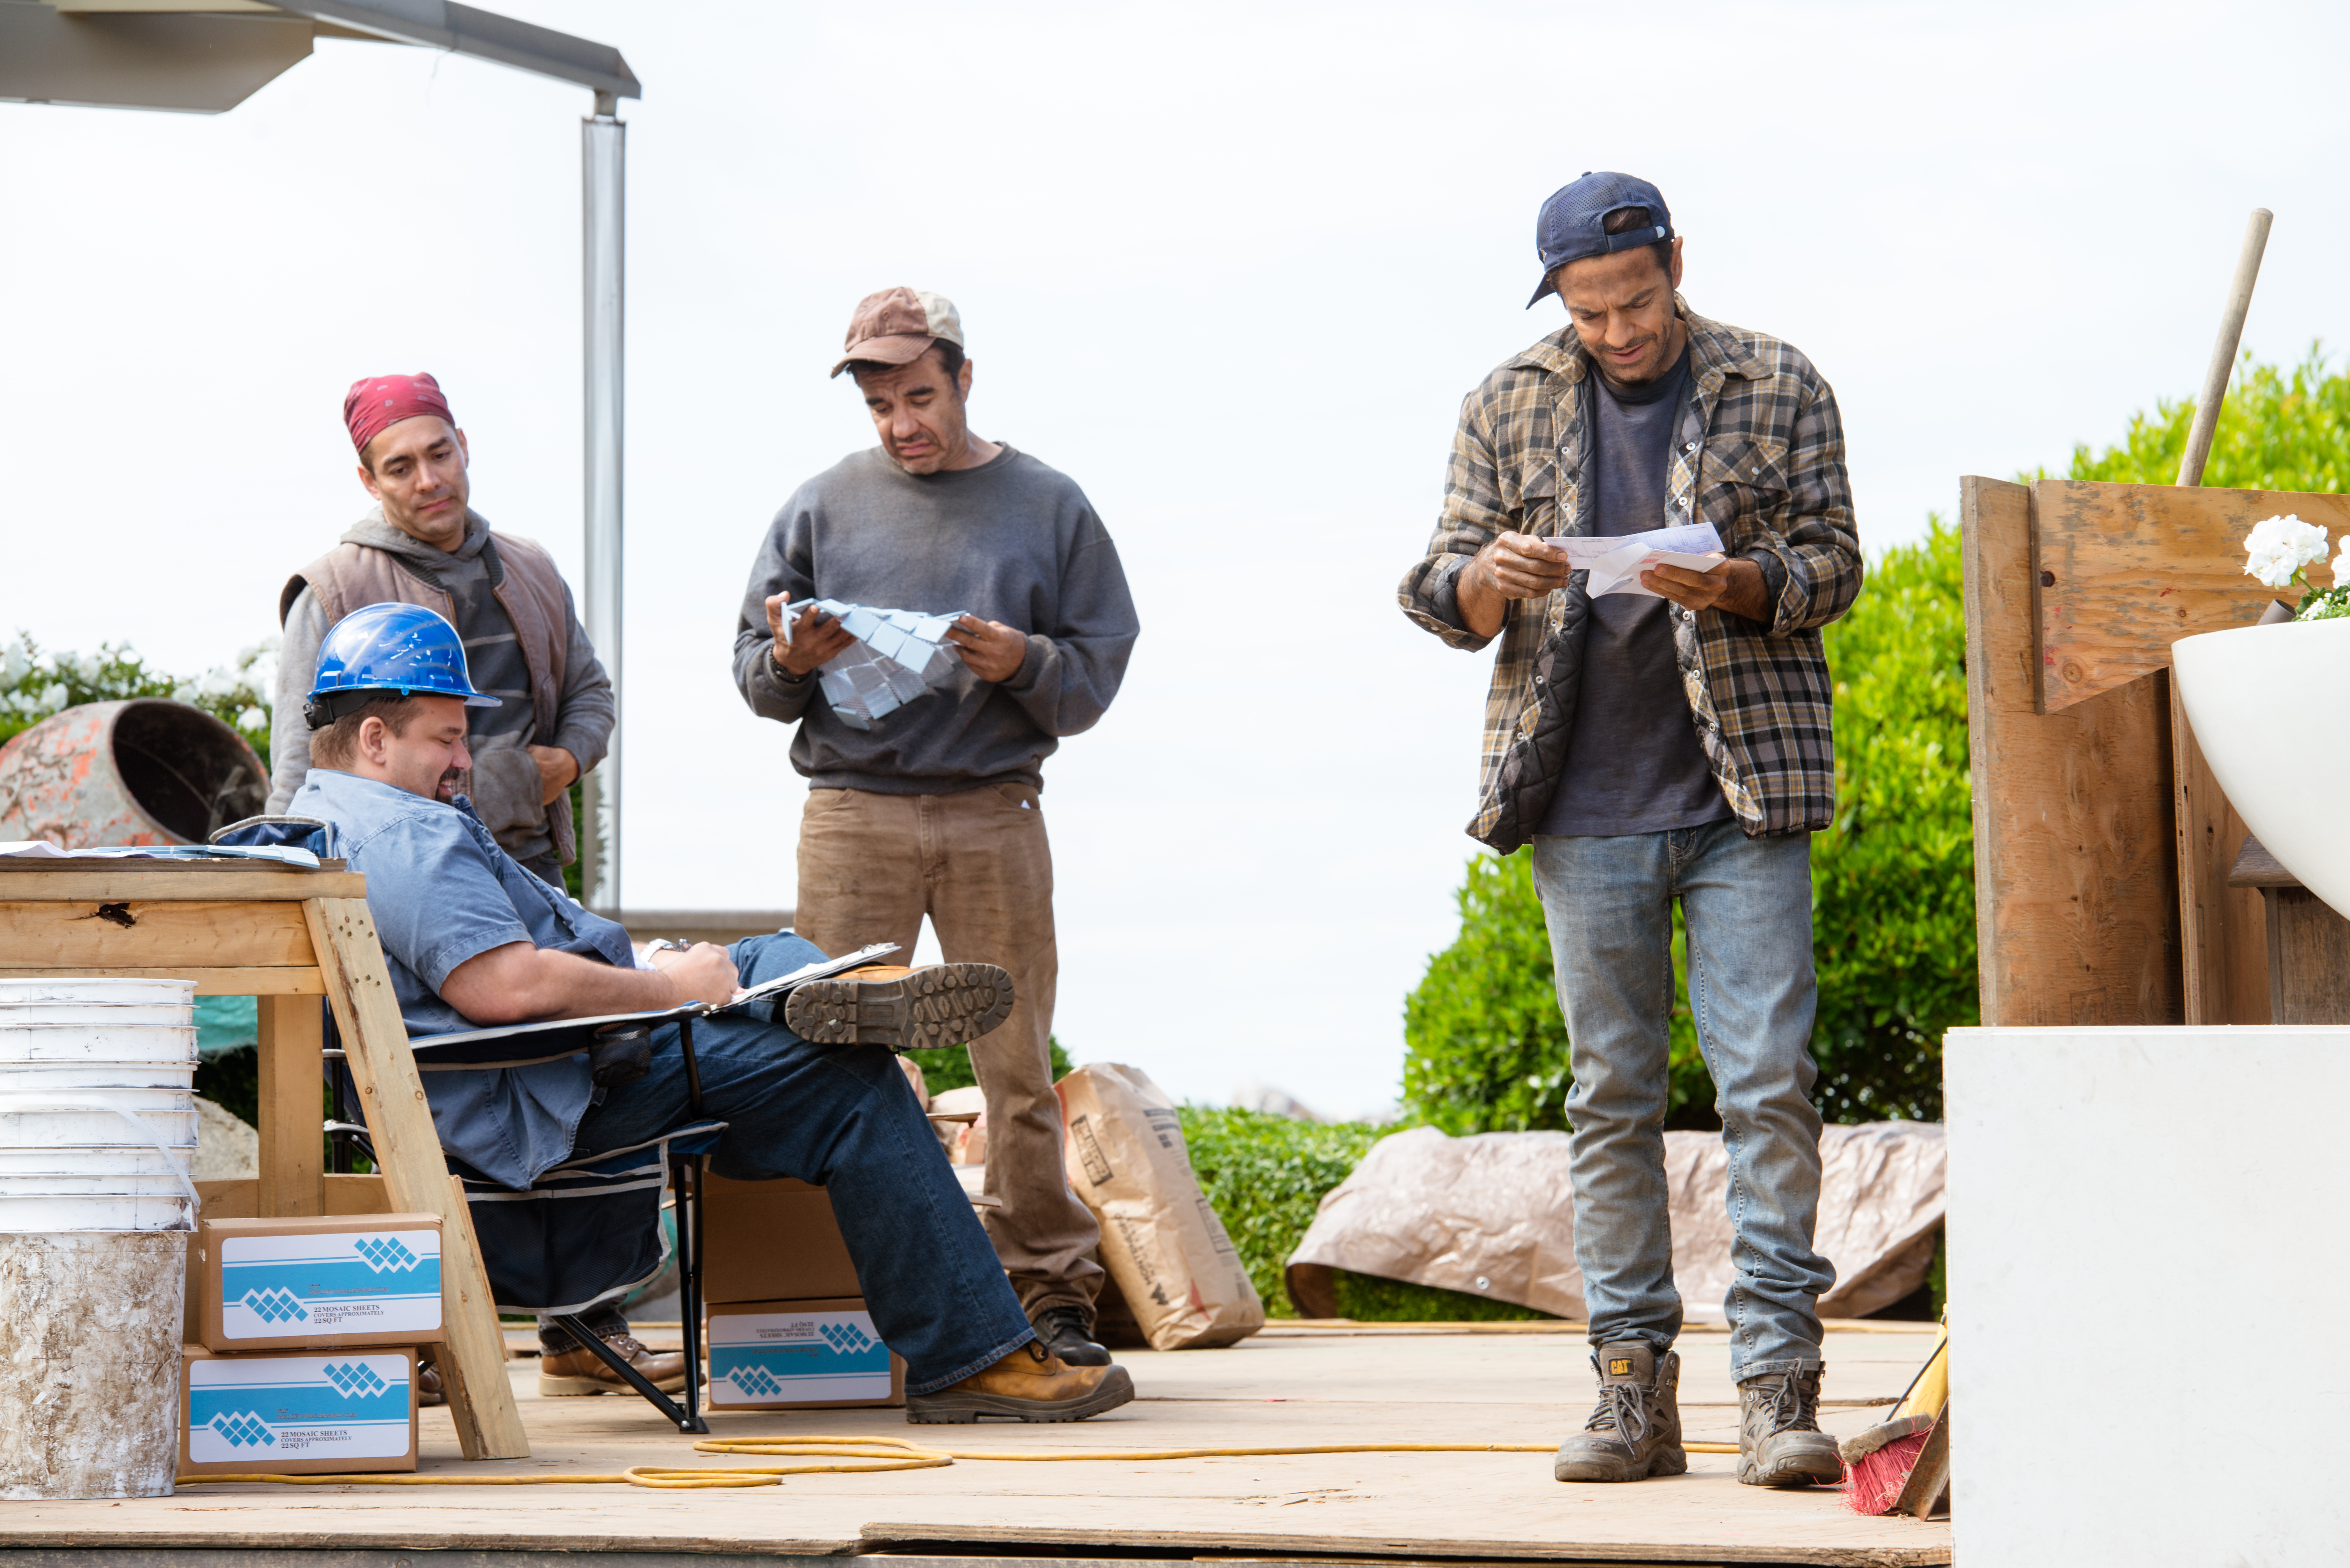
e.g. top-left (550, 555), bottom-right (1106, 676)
top-left (1537, 347), bottom-right (1733, 837)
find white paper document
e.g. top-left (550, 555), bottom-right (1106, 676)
top-left (779, 599), bottom-right (969, 730)
top-left (1550, 522), bottom-right (1726, 599)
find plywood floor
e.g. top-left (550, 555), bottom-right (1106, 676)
top-left (1, 1324), bottom-right (1952, 1566)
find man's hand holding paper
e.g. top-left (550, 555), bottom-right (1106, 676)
top-left (1551, 521), bottom-right (1726, 599)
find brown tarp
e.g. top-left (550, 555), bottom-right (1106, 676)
top-left (1284, 1122), bottom-right (1943, 1321)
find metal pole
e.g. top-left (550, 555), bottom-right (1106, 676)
top-left (580, 91), bottom-right (625, 913)
top-left (2175, 207), bottom-right (2272, 488)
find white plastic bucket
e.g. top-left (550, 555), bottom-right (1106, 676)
top-left (0, 1146), bottom-right (191, 1177)
top-left (0, 978), bottom-right (194, 1007)
top-left (0, 1060), bottom-right (199, 1092)
top-left (0, 1025), bottom-right (198, 1065)
top-left (0, 1193), bottom-right (196, 1231)
top-left (0, 1004), bottom-right (193, 1028)
top-left (0, 1096), bottom-right (197, 1151)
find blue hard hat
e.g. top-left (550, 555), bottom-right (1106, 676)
top-left (304, 602), bottom-right (501, 729)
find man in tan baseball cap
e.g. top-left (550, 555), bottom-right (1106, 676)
top-left (733, 289), bottom-right (1142, 1370)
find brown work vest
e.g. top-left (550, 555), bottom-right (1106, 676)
top-left (280, 527), bottom-right (579, 861)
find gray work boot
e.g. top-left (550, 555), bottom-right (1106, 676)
top-left (1738, 1368), bottom-right (1845, 1487)
top-left (1553, 1342), bottom-right (1687, 1482)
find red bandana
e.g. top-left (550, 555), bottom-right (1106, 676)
top-left (344, 373), bottom-right (454, 454)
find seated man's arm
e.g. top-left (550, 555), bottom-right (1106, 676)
top-left (440, 940), bottom-right (738, 1026)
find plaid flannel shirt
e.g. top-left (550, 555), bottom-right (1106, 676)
top-left (1399, 298), bottom-right (1861, 851)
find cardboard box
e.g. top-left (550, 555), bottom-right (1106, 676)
top-left (706, 1297), bottom-right (904, 1409)
top-left (702, 1175), bottom-right (861, 1305)
top-left (195, 1215), bottom-right (444, 1351)
top-left (179, 1345), bottom-right (418, 1475)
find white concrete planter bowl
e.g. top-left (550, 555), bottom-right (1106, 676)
top-left (2172, 615), bottom-right (2350, 918)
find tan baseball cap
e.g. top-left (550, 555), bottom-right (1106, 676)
top-left (830, 286), bottom-right (965, 378)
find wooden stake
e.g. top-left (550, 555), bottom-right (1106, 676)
top-left (2175, 208), bottom-right (2273, 488)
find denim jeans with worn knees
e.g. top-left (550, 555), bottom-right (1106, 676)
top-left (1531, 822), bottom-right (1835, 1383)
top-left (565, 932), bottom-right (1037, 1395)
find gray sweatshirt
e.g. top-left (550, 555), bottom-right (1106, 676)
top-left (269, 509), bottom-right (614, 866)
top-left (732, 445), bottom-right (1139, 793)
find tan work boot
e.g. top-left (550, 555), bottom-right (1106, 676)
top-left (905, 1339), bottom-right (1135, 1424)
top-left (1553, 1342), bottom-right (1687, 1482)
top-left (538, 1331), bottom-right (695, 1397)
top-left (786, 963), bottom-right (1015, 1052)
top-left (1738, 1368), bottom-right (1845, 1487)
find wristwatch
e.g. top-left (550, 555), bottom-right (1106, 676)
top-left (769, 647), bottom-right (807, 682)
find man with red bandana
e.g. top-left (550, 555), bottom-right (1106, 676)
top-left (267, 374), bottom-right (613, 885)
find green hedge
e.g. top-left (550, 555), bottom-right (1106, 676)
top-left (1175, 1106), bottom-right (1550, 1321)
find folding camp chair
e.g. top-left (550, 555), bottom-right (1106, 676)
top-left (212, 815), bottom-right (725, 1434)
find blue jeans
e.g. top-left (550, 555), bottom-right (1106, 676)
top-left (1531, 823), bottom-right (1834, 1382)
top-left (567, 933), bottom-right (1037, 1395)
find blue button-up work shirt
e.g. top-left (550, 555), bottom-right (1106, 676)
top-left (292, 768), bottom-right (638, 1189)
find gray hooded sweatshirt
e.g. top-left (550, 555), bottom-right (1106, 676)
top-left (268, 509), bottom-right (613, 868)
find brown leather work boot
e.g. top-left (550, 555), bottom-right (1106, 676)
top-left (904, 1339), bottom-right (1135, 1423)
top-left (537, 1331), bottom-right (695, 1397)
top-left (786, 962), bottom-right (1015, 1051)
top-left (1553, 1342), bottom-right (1687, 1482)
top-left (1738, 1368), bottom-right (1845, 1487)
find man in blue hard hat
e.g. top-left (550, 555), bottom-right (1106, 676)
top-left (292, 604), bottom-right (1136, 1423)
top-left (1398, 173), bottom-right (1862, 1489)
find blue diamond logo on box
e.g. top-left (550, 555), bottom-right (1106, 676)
top-left (187, 1353), bottom-right (412, 1464)
top-left (219, 1228), bottom-right (442, 1342)
top-left (709, 1306), bottom-right (893, 1407)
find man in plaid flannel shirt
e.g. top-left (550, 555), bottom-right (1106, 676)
top-left (1399, 173), bottom-right (1862, 1491)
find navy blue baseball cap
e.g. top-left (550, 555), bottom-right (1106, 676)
top-left (1526, 172), bottom-right (1675, 307)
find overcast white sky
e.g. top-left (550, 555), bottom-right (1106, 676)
top-left (5, 1), bottom-right (2346, 1115)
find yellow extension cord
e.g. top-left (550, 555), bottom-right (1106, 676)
top-left (179, 1434), bottom-right (1743, 1488)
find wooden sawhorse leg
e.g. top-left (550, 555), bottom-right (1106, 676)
top-left (304, 897), bottom-right (529, 1460)
top-left (255, 994), bottom-right (325, 1217)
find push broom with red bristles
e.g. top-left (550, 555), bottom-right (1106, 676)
top-left (1841, 1326), bottom-right (1948, 1517)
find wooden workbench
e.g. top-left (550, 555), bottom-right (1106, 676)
top-left (0, 856), bottom-right (528, 1460)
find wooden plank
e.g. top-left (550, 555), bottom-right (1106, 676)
top-left (196, 1174), bottom-right (389, 1220)
top-left (1963, 477), bottom-right (2183, 1027)
top-left (303, 895), bottom-right (528, 1461)
top-left (0, 866), bottom-right (364, 901)
top-left (2031, 480), bottom-right (2350, 713)
top-left (255, 993), bottom-right (325, 1217)
top-left (2171, 682), bottom-right (2269, 1025)
top-left (2265, 889), bottom-right (2350, 1025)
top-left (2228, 834), bottom-right (2301, 888)
top-left (0, 900), bottom-right (314, 968)
top-left (0, 965), bottom-right (323, 994)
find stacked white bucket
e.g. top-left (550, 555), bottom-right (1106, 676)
top-left (0, 978), bottom-right (202, 1499)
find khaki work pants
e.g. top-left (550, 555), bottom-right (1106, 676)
top-left (793, 783), bottom-right (1103, 1318)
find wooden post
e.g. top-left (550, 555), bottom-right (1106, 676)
top-left (303, 896), bottom-right (528, 1461)
top-left (254, 994), bottom-right (324, 1217)
top-left (1962, 476), bottom-right (2183, 1026)
top-left (2169, 684), bottom-right (2270, 1025)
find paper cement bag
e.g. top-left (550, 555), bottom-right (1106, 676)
top-left (1058, 1063), bottom-right (1263, 1350)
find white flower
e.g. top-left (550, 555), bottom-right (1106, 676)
top-left (0, 642), bottom-right (27, 687)
top-left (37, 683), bottom-right (67, 713)
top-left (236, 706), bottom-right (266, 731)
top-left (2244, 513), bottom-right (2331, 590)
top-left (169, 682), bottom-right (197, 704)
top-left (69, 651), bottom-right (102, 683)
top-left (2335, 535), bottom-right (2350, 589)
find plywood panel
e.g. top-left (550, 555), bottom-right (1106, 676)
top-left (1962, 477), bottom-right (2182, 1027)
top-left (2171, 681), bottom-right (2269, 1025)
top-left (0, 900), bottom-right (315, 968)
top-left (2031, 480), bottom-right (2350, 713)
